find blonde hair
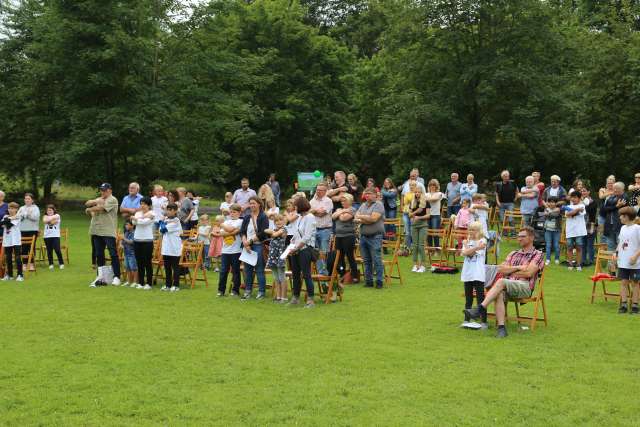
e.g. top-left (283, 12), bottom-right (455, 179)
top-left (273, 213), bottom-right (285, 223)
top-left (408, 180), bottom-right (418, 189)
top-left (347, 173), bottom-right (358, 182)
top-left (214, 215), bottom-right (225, 224)
top-left (472, 193), bottom-right (486, 201)
top-left (341, 193), bottom-right (354, 204)
top-left (428, 179), bottom-right (440, 191)
top-left (294, 192), bottom-right (307, 199)
top-left (468, 221), bottom-right (483, 239)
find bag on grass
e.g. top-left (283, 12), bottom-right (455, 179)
top-left (98, 265), bottom-right (114, 284)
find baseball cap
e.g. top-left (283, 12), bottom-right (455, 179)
top-left (98, 183), bottom-right (112, 191)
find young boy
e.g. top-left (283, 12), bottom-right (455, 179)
top-left (216, 204), bottom-right (243, 297)
top-left (121, 220), bottom-right (138, 287)
top-left (564, 191), bottom-right (587, 271)
top-left (614, 207), bottom-right (640, 314)
top-left (160, 203), bottom-right (183, 292)
top-left (543, 197), bottom-right (562, 265)
top-left (1, 202), bottom-right (23, 282)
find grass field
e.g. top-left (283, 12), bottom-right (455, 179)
top-left (1, 212), bottom-right (638, 426)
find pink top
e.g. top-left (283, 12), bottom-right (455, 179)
top-left (454, 208), bottom-right (472, 229)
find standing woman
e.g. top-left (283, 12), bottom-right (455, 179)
top-left (240, 196), bottom-right (269, 300)
top-left (381, 178), bottom-right (398, 235)
top-left (409, 186), bottom-right (430, 273)
top-left (402, 180), bottom-right (418, 250)
top-left (289, 197), bottom-right (316, 308)
top-left (18, 193), bottom-right (40, 271)
top-left (425, 179), bottom-right (444, 248)
top-left (132, 197), bottom-right (155, 290)
top-left (332, 193), bottom-right (359, 283)
top-left (347, 173), bottom-right (363, 211)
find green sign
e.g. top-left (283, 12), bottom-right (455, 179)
top-left (297, 172), bottom-right (324, 192)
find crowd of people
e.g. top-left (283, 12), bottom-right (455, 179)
top-left (2, 168), bottom-right (640, 324)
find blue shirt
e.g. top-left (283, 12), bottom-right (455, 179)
top-left (460, 183), bottom-right (478, 203)
top-left (120, 193), bottom-right (142, 211)
top-left (123, 230), bottom-right (135, 256)
top-left (446, 182), bottom-right (462, 206)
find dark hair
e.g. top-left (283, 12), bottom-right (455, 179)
top-left (569, 190), bottom-right (581, 199)
top-left (187, 190), bottom-right (196, 197)
top-left (46, 204), bottom-right (57, 214)
top-left (140, 197), bottom-right (152, 207)
top-left (294, 197), bottom-right (311, 214)
top-left (166, 202), bottom-right (178, 211)
top-left (168, 190), bottom-right (179, 201)
top-left (125, 218), bottom-right (134, 226)
top-left (619, 206), bottom-right (637, 221)
top-left (24, 192), bottom-right (35, 200)
top-left (547, 197), bottom-right (559, 203)
top-left (248, 196), bottom-right (263, 210)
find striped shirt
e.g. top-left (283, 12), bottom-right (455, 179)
top-left (504, 248), bottom-right (544, 290)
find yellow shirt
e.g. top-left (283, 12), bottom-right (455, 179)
top-left (403, 193), bottom-right (415, 213)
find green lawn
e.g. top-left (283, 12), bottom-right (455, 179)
top-left (0, 212), bottom-right (637, 426)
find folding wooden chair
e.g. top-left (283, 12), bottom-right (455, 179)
top-left (501, 210), bottom-right (523, 240)
top-left (181, 229), bottom-right (197, 240)
top-left (559, 219), bottom-right (567, 258)
top-left (444, 228), bottom-right (469, 267)
top-left (508, 269), bottom-right (548, 331)
top-left (179, 240), bottom-right (208, 289)
top-left (20, 235), bottom-right (37, 278)
top-left (383, 234), bottom-right (403, 285)
top-left (589, 248), bottom-right (622, 304)
top-left (310, 251), bottom-right (342, 303)
top-left (489, 206), bottom-right (501, 231)
top-left (425, 228), bottom-right (448, 266)
top-left (152, 238), bottom-right (165, 285)
top-left (60, 229), bottom-right (70, 265)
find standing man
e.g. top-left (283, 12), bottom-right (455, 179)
top-left (86, 183), bottom-right (121, 286)
top-left (355, 188), bottom-right (386, 289)
top-left (232, 178), bottom-right (257, 218)
top-left (151, 185), bottom-right (168, 231)
top-left (459, 174), bottom-right (478, 205)
top-left (399, 168), bottom-right (426, 197)
top-left (446, 172), bottom-right (462, 216)
top-left (267, 173), bottom-right (281, 207)
top-left (532, 171), bottom-right (545, 207)
top-left (309, 183), bottom-right (333, 276)
top-left (120, 182), bottom-right (143, 219)
top-left (495, 170), bottom-right (519, 236)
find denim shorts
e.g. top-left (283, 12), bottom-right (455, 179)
top-left (618, 268), bottom-right (640, 281)
top-left (124, 254), bottom-right (137, 271)
top-left (566, 236), bottom-right (584, 248)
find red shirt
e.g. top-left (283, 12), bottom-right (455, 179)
top-left (505, 247), bottom-right (544, 290)
top-left (536, 182), bottom-right (545, 206)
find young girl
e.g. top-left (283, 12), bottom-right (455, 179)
top-left (160, 203), bottom-right (183, 292)
top-left (460, 221), bottom-right (487, 328)
top-left (42, 204), bottom-right (65, 270)
top-left (208, 215), bottom-right (224, 272)
top-left (469, 193), bottom-right (490, 236)
top-left (454, 199), bottom-right (472, 230)
top-left (409, 186), bottom-right (430, 273)
top-left (132, 197), bottom-right (155, 290)
top-left (220, 192), bottom-right (233, 220)
top-left (266, 214), bottom-right (288, 303)
top-left (1, 202), bottom-right (23, 281)
top-left (284, 198), bottom-right (299, 246)
top-left (121, 220), bottom-right (138, 287)
top-left (187, 191), bottom-right (201, 230)
top-left (266, 199), bottom-right (279, 229)
top-left (198, 214), bottom-right (212, 270)
top-left (543, 197), bottom-right (562, 265)
top-left (614, 207), bottom-right (640, 314)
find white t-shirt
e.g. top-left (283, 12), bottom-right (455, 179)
top-left (472, 204), bottom-right (489, 235)
top-left (198, 225), bottom-right (211, 245)
top-left (549, 187), bottom-right (560, 198)
top-left (286, 216), bottom-right (298, 236)
top-left (161, 218), bottom-right (182, 257)
top-left (267, 207), bottom-right (279, 229)
top-left (617, 224), bottom-right (640, 269)
top-left (461, 238), bottom-right (486, 282)
top-left (2, 216), bottom-right (21, 247)
top-left (133, 211), bottom-right (156, 241)
top-left (565, 203), bottom-right (587, 238)
top-left (222, 218), bottom-right (243, 254)
top-left (428, 192), bottom-right (443, 216)
top-left (43, 215), bottom-right (61, 239)
top-left (151, 196), bottom-right (168, 222)
top-left (191, 199), bottom-right (200, 221)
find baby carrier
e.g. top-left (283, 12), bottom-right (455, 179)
top-left (530, 206), bottom-right (546, 251)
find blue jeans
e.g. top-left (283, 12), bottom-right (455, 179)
top-left (243, 243), bottom-right (266, 295)
top-left (604, 232), bottom-right (618, 252)
top-left (447, 205), bottom-right (460, 217)
top-left (385, 208), bottom-right (397, 235)
top-left (544, 230), bottom-right (560, 261)
top-left (499, 202), bottom-right (515, 234)
top-left (403, 213), bottom-right (412, 247)
top-left (203, 244), bottom-right (210, 269)
top-left (427, 215), bottom-right (441, 247)
top-left (360, 233), bottom-right (384, 284)
top-left (315, 227), bottom-right (332, 276)
top-left (582, 233), bottom-right (595, 264)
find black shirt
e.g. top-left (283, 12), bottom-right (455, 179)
top-left (496, 180), bottom-right (518, 204)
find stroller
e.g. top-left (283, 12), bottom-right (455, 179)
top-left (530, 207), bottom-right (546, 251)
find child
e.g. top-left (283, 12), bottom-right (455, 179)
top-left (460, 221), bottom-right (487, 328)
top-left (187, 191), bottom-right (201, 230)
top-left (121, 220), bottom-right (138, 287)
top-left (220, 192), bottom-right (233, 220)
top-left (1, 202), bottom-right (23, 281)
top-left (543, 197), bottom-right (562, 265)
top-left (216, 204), bottom-right (243, 297)
top-left (614, 207), bottom-right (640, 314)
top-left (197, 214), bottom-right (211, 270)
top-left (42, 204), bottom-right (65, 270)
top-left (266, 199), bottom-right (279, 229)
top-left (284, 199), bottom-right (299, 246)
top-left (208, 215), bottom-right (224, 272)
top-left (564, 191), bottom-right (587, 271)
top-left (469, 193), bottom-right (490, 236)
top-left (132, 197), bottom-right (156, 290)
top-left (454, 199), bottom-right (472, 230)
top-left (265, 214), bottom-right (288, 303)
top-left (160, 203), bottom-right (183, 292)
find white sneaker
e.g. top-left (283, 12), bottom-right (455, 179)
top-left (49, 265), bottom-right (54, 270)
top-left (123, 282), bottom-right (130, 287)
top-left (1, 275), bottom-right (11, 281)
top-left (576, 266), bottom-right (582, 272)
top-left (161, 286), bottom-right (169, 291)
top-left (111, 277), bottom-right (121, 286)
top-left (554, 260), bottom-right (560, 265)
top-left (545, 260), bottom-right (550, 266)
top-left (15, 275), bottom-right (24, 282)
top-left (170, 286), bottom-right (180, 292)
top-left (568, 266), bottom-right (574, 271)
top-left (417, 266), bottom-right (426, 273)
top-left (411, 265), bottom-right (418, 272)
top-left (143, 285), bottom-right (152, 291)
top-left (59, 265), bottom-right (65, 270)
top-left (136, 284), bottom-right (144, 289)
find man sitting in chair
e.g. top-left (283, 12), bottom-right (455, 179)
top-left (465, 226), bottom-right (544, 338)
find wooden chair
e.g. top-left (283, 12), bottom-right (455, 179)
top-left (444, 228), bottom-right (469, 267)
top-left (382, 233), bottom-right (403, 285)
top-left (488, 206), bottom-right (501, 232)
top-left (152, 238), bottom-right (164, 285)
top-left (179, 240), bottom-right (208, 289)
top-left (20, 235), bottom-right (37, 278)
top-left (508, 269), bottom-right (548, 331)
top-left (181, 229), bottom-right (197, 240)
top-left (36, 228), bottom-right (70, 266)
top-left (310, 251), bottom-right (342, 303)
top-left (589, 248), bottom-right (622, 304)
top-left (501, 210), bottom-right (523, 239)
top-left (559, 219), bottom-right (567, 259)
top-left (425, 228), bottom-right (448, 266)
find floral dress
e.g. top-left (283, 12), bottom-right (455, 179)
top-left (267, 227), bottom-right (286, 269)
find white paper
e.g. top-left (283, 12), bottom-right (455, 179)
top-left (280, 243), bottom-right (296, 260)
top-left (240, 248), bottom-right (258, 266)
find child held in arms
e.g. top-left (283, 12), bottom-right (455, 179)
top-left (460, 221), bottom-right (487, 329)
top-left (613, 207), bottom-right (640, 314)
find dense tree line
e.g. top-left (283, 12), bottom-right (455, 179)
top-left (0, 0), bottom-right (639, 197)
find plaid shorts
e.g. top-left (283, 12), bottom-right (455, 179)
top-left (502, 279), bottom-right (532, 300)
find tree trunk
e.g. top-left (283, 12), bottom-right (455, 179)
top-left (43, 178), bottom-right (53, 202)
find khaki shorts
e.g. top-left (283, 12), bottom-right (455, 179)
top-left (502, 279), bottom-right (532, 300)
